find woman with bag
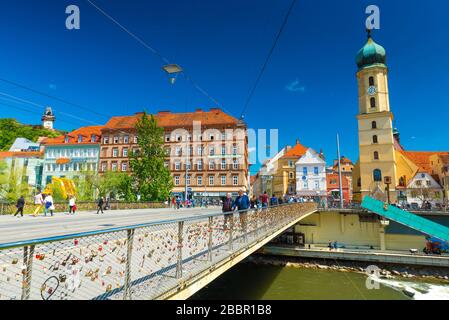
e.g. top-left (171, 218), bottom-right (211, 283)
top-left (68, 195), bottom-right (77, 215)
top-left (44, 193), bottom-right (55, 217)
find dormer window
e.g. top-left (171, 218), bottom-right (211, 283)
top-left (78, 135), bottom-right (83, 143)
top-left (91, 134), bottom-right (96, 143)
top-left (64, 135), bottom-right (69, 143)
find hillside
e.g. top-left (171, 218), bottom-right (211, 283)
top-left (0, 118), bottom-right (62, 151)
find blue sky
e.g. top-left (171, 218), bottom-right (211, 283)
top-left (0, 0), bottom-right (448, 173)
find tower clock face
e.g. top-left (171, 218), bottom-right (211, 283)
top-left (367, 86), bottom-right (377, 96)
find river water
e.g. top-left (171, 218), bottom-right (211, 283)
top-left (191, 263), bottom-right (449, 300)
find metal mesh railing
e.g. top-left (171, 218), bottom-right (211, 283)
top-left (0, 202), bottom-right (316, 300)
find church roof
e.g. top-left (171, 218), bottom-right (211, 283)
top-left (356, 34), bottom-right (387, 70)
top-left (403, 151), bottom-right (449, 174)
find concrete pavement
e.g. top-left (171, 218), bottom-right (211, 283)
top-left (0, 207), bottom-right (221, 244)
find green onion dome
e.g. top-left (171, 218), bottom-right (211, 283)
top-left (356, 35), bottom-right (387, 70)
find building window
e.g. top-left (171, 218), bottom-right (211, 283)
top-left (114, 136), bottom-right (119, 144)
top-left (357, 177), bottom-right (362, 187)
top-left (369, 76), bottom-right (375, 86)
top-left (175, 147), bottom-right (181, 156)
top-left (289, 172), bottom-right (294, 179)
top-left (233, 160), bottom-right (239, 170)
top-left (103, 137), bottom-right (109, 144)
top-left (111, 163), bottom-right (117, 172)
top-left (197, 146), bottom-right (203, 156)
top-left (186, 161), bottom-right (191, 170)
top-left (165, 134), bottom-right (170, 142)
top-left (373, 169), bottom-right (382, 182)
top-left (221, 175), bottom-right (226, 186)
top-left (374, 151), bottom-right (379, 160)
top-left (186, 175), bottom-right (191, 186)
top-left (174, 176), bottom-right (180, 186)
top-left (233, 175), bottom-right (239, 186)
top-left (101, 163), bottom-right (107, 172)
top-left (289, 160), bottom-right (294, 168)
top-left (371, 121), bottom-right (377, 129)
top-left (209, 147), bottom-right (215, 156)
top-left (123, 136), bottom-right (129, 144)
top-left (197, 176), bottom-right (203, 186)
top-left (303, 167), bottom-right (308, 176)
top-left (209, 175), bottom-right (214, 186)
top-left (373, 135), bottom-right (378, 144)
top-left (370, 97), bottom-right (376, 108)
top-left (221, 159), bottom-right (226, 170)
top-left (221, 146), bottom-right (226, 155)
top-left (197, 160), bottom-right (203, 171)
top-left (314, 167), bottom-right (319, 175)
top-left (121, 162), bottom-right (128, 172)
top-left (175, 162), bottom-right (181, 171)
top-left (77, 135), bottom-right (83, 143)
top-left (232, 146), bottom-right (238, 155)
top-left (399, 176), bottom-right (406, 187)
top-left (303, 182), bottom-right (308, 189)
top-left (209, 161), bottom-right (215, 170)
top-left (134, 136), bottom-right (138, 144)
top-left (123, 148), bottom-right (128, 157)
top-left (64, 135), bottom-right (69, 143)
top-left (314, 181), bottom-right (320, 190)
top-left (112, 148), bottom-right (119, 157)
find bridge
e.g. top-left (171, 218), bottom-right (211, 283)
top-left (0, 203), bottom-right (316, 300)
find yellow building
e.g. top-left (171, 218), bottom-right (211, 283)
top-left (352, 32), bottom-right (399, 202)
top-left (272, 140), bottom-right (307, 197)
top-left (352, 32), bottom-right (449, 205)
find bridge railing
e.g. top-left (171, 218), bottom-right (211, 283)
top-left (0, 202), bottom-right (316, 300)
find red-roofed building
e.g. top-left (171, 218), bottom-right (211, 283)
top-left (326, 173), bottom-right (351, 204)
top-left (41, 126), bottom-right (103, 186)
top-left (100, 109), bottom-right (248, 200)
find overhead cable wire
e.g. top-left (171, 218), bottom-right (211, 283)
top-left (240, 0), bottom-right (297, 119)
top-left (86, 0), bottom-right (224, 110)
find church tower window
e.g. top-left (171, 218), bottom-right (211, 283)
top-left (373, 151), bottom-right (379, 160)
top-left (373, 169), bottom-right (382, 182)
top-left (371, 121), bottom-right (377, 129)
top-left (369, 76), bottom-right (375, 86)
top-left (370, 97), bottom-right (376, 109)
top-left (373, 135), bottom-right (378, 144)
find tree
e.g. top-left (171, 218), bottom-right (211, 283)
top-left (0, 119), bottom-right (60, 151)
top-left (130, 113), bottom-right (173, 201)
top-left (93, 172), bottom-right (136, 201)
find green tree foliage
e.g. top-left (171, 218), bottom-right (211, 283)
top-left (130, 113), bottom-right (173, 201)
top-left (2, 165), bottom-right (29, 201)
top-left (73, 171), bottom-right (97, 201)
top-left (93, 171), bottom-right (136, 201)
top-left (0, 119), bottom-right (60, 151)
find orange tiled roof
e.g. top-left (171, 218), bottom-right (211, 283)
top-left (403, 151), bottom-right (449, 174)
top-left (42, 126), bottom-right (103, 145)
top-left (282, 142), bottom-right (308, 159)
top-left (104, 109), bottom-right (240, 130)
top-left (0, 151), bottom-right (43, 159)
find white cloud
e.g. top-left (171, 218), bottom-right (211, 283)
top-left (285, 79), bottom-right (305, 93)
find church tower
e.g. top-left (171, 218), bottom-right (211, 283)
top-left (42, 106), bottom-right (56, 130)
top-left (354, 30), bottom-right (398, 202)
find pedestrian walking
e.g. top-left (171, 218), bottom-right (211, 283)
top-left (33, 191), bottom-right (44, 217)
top-left (260, 191), bottom-right (269, 209)
top-left (328, 240), bottom-right (333, 251)
top-left (175, 196), bottom-right (181, 210)
top-left (97, 197), bottom-right (104, 214)
top-left (233, 189), bottom-right (250, 235)
top-left (68, 195), bottom-right (77, 215)
top-left (14, 195), bottom-right (25, 217)
top-left (222, 193), bottom-right (234, 231)
top-left (44, 193), bottom-right (55, 217)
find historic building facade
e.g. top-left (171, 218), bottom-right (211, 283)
top-left (99, 109), bottom-right (248, 200)
top-left (295, 148), bottom-right (327, 198)
top-left (41, 126), bottom-right (102, 186)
